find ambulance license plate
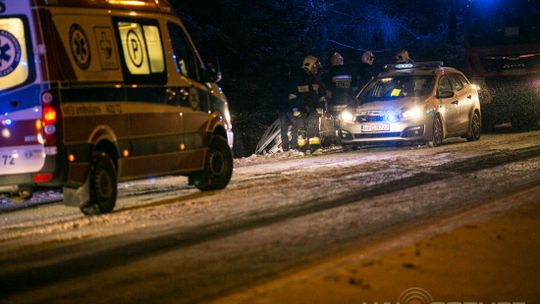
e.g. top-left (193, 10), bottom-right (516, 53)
top-left (1, 153), bottom-right (16, 167)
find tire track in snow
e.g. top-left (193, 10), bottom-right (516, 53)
top-left (2, 144), bottom-right (540, 298)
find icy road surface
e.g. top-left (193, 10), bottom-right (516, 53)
top-left (1, 131), bottom-right (540, 303)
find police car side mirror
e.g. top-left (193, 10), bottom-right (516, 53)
top-left (437, 90), bottom-right (454, 99)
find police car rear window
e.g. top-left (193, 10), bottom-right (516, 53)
top-left (0, 17), bottom-right (31, 91)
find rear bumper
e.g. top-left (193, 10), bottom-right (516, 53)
top-left (0, 154), bottom-right (62, 193)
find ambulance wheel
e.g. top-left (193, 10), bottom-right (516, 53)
top-left (80, 153), bottom-right (117, 215)
top-left (189, 136), bottom-right (233, 191)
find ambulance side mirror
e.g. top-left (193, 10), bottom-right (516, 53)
top-left (204, 58), bottom-right (222, 83)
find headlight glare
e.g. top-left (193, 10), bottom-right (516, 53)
top-left (402, 107), bottom-right (423, 120)
top-left (341, 110), bottom-right (354, 122)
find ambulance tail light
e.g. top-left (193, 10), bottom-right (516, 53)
top-left (41, 104), bottom-right (58, 146)
top-left (43, 107), bottom-right (57, 125)
top-left (33, 173), bottom-right (53, 184)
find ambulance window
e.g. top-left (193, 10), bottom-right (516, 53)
top-left (143, 25), bottom-right (164, 73)
top-left (0, 17), bottom-right (33, 91)
top-left (115, 20), bottom-right (165, 83)
top-left (167, 23), bottom-right (200, 81)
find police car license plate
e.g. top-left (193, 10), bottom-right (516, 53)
top-left (361, 123), bottom-right (390, 132)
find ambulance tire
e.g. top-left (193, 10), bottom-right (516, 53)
top-left (189, 136), bottom-right (233, 191)
top-left (80, 153), bottom-right (117, 215)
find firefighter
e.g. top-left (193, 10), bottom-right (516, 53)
top-left (322, 52), bottom-right (356, 111)
top-left (289, 55), bottom-right (324, 155)
top-left (356, 50), bottom-right (376, 93)
top-left (278, 71), bottom-right (298, 152)
top-left (393, 49), bottom-right (413, 63)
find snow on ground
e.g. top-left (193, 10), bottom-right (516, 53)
top-left (1, 131), bottom-right (540, 303)
top-left (1, 131), bottom-right (539, 243)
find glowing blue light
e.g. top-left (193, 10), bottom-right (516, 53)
top-left (2, 119), bottom-right (12, 126)
top-left (386, 113), bottom-right (399, 122)
top-left (172, 54), bottom-right (180, 73)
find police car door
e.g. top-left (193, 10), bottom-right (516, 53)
top-left (448, 73), bottom-right (472, 134)
top-left (167, 22), bottom-right (211, 170)
top-left (436, 75), bottom-right (460, 136)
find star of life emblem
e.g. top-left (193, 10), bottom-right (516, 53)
top-left (0, 29), bottom-right (22, 77)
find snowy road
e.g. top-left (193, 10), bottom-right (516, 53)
top-left (1, 131), bottom-right (540, 303)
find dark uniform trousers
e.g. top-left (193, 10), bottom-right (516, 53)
top-left (279, 111), bottom-right (298, 151)
top-left (289, 73), bottom-right (323, 152)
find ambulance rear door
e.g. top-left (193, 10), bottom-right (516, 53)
top-left (0, 0), bottom-right (46, 178)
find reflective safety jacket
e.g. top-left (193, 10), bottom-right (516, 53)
top-left (322, 64), bottom-right (356, 107)
top-left (289, 69), bottom-right (322, 113)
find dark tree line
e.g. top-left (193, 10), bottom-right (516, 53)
top-left (170, 0), bottom-right (466, 156)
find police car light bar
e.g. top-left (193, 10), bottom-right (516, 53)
top-left (385, 61), bottom-right (444, 70)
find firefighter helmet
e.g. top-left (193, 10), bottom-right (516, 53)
top-left (361, 50), bottom-right (375, 65)
top-left (302, 55), bottom-right (319, 74)
top-left (394, 49), bottom-right (411, 63)
top-left (330, 52), bottom-right (344, 66)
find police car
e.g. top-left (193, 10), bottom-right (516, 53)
top-left (339, 62), bottom-right (481, 147)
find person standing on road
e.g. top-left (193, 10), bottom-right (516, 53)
top-left (277, 70), bottom-right (298, 152)
top-left (356, 50), bottom-right (376, 95)
top-left (322, 52), bottom-right (356, 111)
top-left (289, 55), bottom-right (324, 155)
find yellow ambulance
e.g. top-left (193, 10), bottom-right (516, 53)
top-left (0, 0), bottom-right (234, 215)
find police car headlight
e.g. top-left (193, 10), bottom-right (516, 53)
top-left (402, 107), bottom-right (423, 120)
top-left (341, 110), bottom-right (355, 122)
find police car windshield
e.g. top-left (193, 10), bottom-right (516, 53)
top-left (0, 17), bottom-right (31, 91)
top-left (359, 75), bottom-right (434, 103)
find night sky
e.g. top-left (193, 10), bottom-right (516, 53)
top-left (166, 0), bottom-right (539, 155)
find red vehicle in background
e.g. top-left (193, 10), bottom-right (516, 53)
top-left (464, 0), bottom-right (540, 130)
